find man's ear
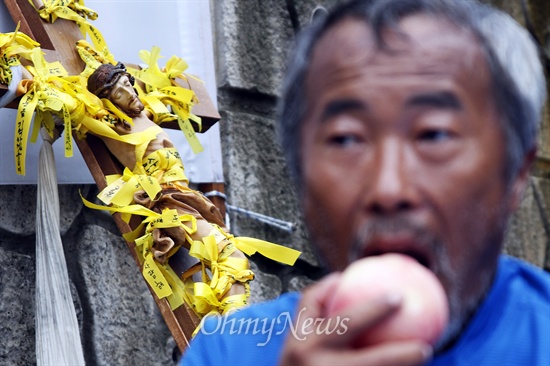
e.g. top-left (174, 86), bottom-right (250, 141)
top-left (509, 147), bottom-right (536, 211)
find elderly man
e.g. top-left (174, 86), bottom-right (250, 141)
top-left (181, 0), bottom-right (549, 365)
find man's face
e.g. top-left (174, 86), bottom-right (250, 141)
top-left (300, 15), bottom-right (519, 343)
top-left (109, 74), bottom-right (144, 117)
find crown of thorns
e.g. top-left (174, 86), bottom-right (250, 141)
top-left (87, 62), bottom-right (136, 99)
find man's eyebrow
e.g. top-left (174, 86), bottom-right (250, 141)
top-left (320, 99), bottom-right (367, 122)
top-left (406, 91), bottom-right (462, 109)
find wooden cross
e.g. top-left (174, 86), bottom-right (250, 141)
top-left (1, 0), bottom-right (225, 351)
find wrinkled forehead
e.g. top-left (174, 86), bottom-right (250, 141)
top-left (306, 14), bottom-right (488, 94)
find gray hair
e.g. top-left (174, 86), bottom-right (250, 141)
top-left (277, 0), bottom-right (546, 190)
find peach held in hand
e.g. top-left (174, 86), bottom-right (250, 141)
top-left (326, 253), bottom-right (449, 347)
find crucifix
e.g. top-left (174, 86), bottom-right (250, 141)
top-left (1, 0), bottom-right (226, 352)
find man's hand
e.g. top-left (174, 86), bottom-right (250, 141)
top-left (279, 273), bottom-right (433, 366)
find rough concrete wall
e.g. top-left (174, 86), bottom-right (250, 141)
top-left (0, 184), bottom-right (176, 365)
top-left (0, 0), bottom-right (548, 365)
top-left (481, 0), bottom-right (550, 268)
top-left (212, 0), bottom-right (342, 303)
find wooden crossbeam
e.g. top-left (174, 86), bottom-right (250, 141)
top-left (1, 0), bottom-right (223, 351)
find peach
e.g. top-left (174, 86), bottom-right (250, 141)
top-left (326, 253), bottom-right (448, 347)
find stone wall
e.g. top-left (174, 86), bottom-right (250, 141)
top-left (0, 0), bottom-right (548, 365)
top-left (482, 0), bottom-right (550, 267)
top-left (0, 184), bottom-right (176, 365)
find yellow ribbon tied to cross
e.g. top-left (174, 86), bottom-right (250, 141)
top-left (98, 167), bottom-right (162, 207)
top-left (183, 235), bottom-right (254, 316)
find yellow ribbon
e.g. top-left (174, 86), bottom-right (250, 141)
top-left (164, 55), bottom-right (189, 80)
top-left (142, 252), bottom-right (173, 299)
top-left (98, 167), bottom-right (162, 207)
top-left (158, 263), bottom-right (188, 310)
top-left (0, 24), bottom-right (40, 84)
top-left (134, 47), bottom-right (170, 90)
top-left (14, 89), bottom-right (39, 175)
top-left (134, 233), bottom-right (189, 309)
top-left (149, 86), bottom-right (203, 153)
top-left (206, 224), bottom-right (301, 266)
top-left (80, 197), bottom-right (199, 247)
top-left (29, 0), bottom-right (114, 63)
top-left (190, 237), bottom-right (253, 288)
top-left (234, 237), bottom-right (301, 266)
top-left (81, 120), bottom-right (162, 146)
top-left (179, 224), bottom-right (300, 318)
top-left (126, 47), bottom-right (203, 153)
top-left (177, 234), bottom-right (254, 317)
top-left (13, 48), bottom-right (76, 174)
top-left (139, 93), bottom-right (175, 124)
top-left (100, 97), bottom-right (133, 125)
top-left (131, 209), bottom-right (198, 304)
top-left (142, 250), bottom-right (190, 311)
top-left (75, 40), bottom-right (107, 79)
top-left (28, 0), bottom-right (98, 22)
top-left (0, 24), bottom-right (39, 54)
top-left (96, 147), bottom-right (189, 211)
top-left (139, 147), bottom-right (189, 184)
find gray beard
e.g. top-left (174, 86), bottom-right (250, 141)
top-left (430, 255), bottom-right (492, 353)
top-left (433, 288), bottom-right (480, 352)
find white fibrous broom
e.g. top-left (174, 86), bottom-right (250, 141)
top-left (35, 127), bottom-right (85, 365)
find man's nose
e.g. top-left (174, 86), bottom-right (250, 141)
top-left (364, 138), bottom-right (419, 215)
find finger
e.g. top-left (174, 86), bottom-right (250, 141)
top-left (324, 293), bottom-right (403, 347)
top-left (351, 340), bottom-right (433, 366)
top-left (298, 272), bottom-right (342, 319)
top-left (285, 273), bottom-right (342, 346)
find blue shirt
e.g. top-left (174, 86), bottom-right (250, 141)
top-left (181, 255), bottom-right (550, 366)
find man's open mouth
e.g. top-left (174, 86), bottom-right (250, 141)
top-left (360, 239), bottom-right (433, 270)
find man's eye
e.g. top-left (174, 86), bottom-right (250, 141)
top-left (417, 129), bottom-right (453, 142)
top-left (328, 134), bottom-right (362, 147)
